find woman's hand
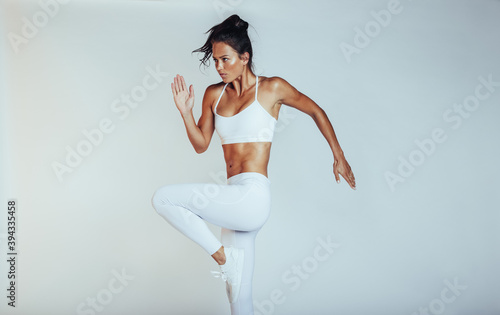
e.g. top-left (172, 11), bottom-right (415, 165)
top-left (171, 74), bottom-right (195, 116)
top-left (333, 155), bottom-right (356, 190)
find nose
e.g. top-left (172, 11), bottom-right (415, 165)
top-left (216, 61), bottom-right (223, 71)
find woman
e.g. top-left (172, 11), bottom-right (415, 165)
top-left (152, 14), bottom-right (356, 315)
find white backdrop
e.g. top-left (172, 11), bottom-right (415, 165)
top-left (1, 0), bottom-right (499, 314)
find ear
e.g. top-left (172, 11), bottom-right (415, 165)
top-left (240, 52), bottom-right (250, 65)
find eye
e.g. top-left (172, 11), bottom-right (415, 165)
top-left (222, 58), bottom-right (228, 62)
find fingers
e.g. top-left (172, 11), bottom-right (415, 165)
top-left (181, 75), bottom-right (187, 92)
top-left (343, 171), bottom-right (356, 190)
top-left (172, 74), bottom-right (185, 95)
top-left (334, 169), bottom-right (340, 184)
top-left (189, 84), bottom-right (194, 98)
top-left (333, 163), bottom-right (340, 184)
top-left (172, 75), bottom-right (179, 95)
top-left (334, 161), bottom-right (356, 190)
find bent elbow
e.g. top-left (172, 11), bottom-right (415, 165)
top-left (311, 107), bottom-right (326, 121)
top-left (194, 143), bottom-right (209, 154)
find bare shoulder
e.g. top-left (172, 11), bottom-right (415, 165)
top-left (258, 76), bottom-right (289, 91)
top-left (258, 76), bottom-right (299, 105)
top-left (205, 81), bottom-right (226, 96)
top-left (203, 81), bottom-right (226, 107)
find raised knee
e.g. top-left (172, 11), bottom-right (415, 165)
top-left (151, 185), bottom-right (174, 212)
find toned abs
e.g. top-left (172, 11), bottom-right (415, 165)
top-left (222, 142), bottom-right (272, 179)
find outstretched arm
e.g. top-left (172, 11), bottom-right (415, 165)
top-left (171, 74), bottom-right (215, 153)
top-left (273, 77), bottom-right (356, 190)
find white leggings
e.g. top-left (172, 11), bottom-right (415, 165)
top-left (151, 172), bottom-right (272, 315)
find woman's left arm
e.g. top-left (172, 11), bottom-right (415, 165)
top-left (273, 77), bottom-right (356, 190)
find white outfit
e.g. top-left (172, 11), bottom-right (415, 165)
top-left (152, 172), bottom-right (271, 314)
top-left (152, 76), bottom-right (276, 314)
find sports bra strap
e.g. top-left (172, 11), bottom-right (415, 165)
top-left (213, 75), bottom-right (276, 145)
top-left (255, 76), bottom-right (258, 101)
top-left (214, 83), bottom-right (228, 112)
top-left (214, 76), bottom-right (259, 112)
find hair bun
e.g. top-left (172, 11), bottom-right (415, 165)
top-left (228, 14), bottom-right (248, 31)
top-left (193, 14), bottom-right (254, 70)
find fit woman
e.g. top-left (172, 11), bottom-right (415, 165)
top-left (151, 14), bottom-right (356, 315)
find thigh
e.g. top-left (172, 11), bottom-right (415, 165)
top-left (154, 181), bottom-right (270, 231)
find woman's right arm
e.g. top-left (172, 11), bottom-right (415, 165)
top-left (171, 74), bottom-right (216, 153)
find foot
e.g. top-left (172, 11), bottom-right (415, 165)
top-left (212, 246), bottom-right (244, 303)
top-left (212, 246), bottom-right (226, 265)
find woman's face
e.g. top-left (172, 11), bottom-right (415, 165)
top-left (212, 41), bottom-right (248, 83)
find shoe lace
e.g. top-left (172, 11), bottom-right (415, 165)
top-left (211, 270), bottom-right (228, 282)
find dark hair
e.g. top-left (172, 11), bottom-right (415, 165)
top-left (193, 15), bottom-right (254, 72)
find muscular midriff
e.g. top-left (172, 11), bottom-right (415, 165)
top-left (222, 142), bottom-right (272, 179)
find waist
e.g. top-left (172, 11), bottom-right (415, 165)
top-left (227, 172), bottom-right (271, 186)
top-left (223, 142), bottom-right (271, 177)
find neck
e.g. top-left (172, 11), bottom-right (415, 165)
top-left (230, 68), bottom-right (256, 96)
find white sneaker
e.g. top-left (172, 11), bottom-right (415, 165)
top-left (211, 246), bottom-right (244, 303)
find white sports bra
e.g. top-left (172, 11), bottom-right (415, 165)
top-left (213, 76), bottom-right (277, 145)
